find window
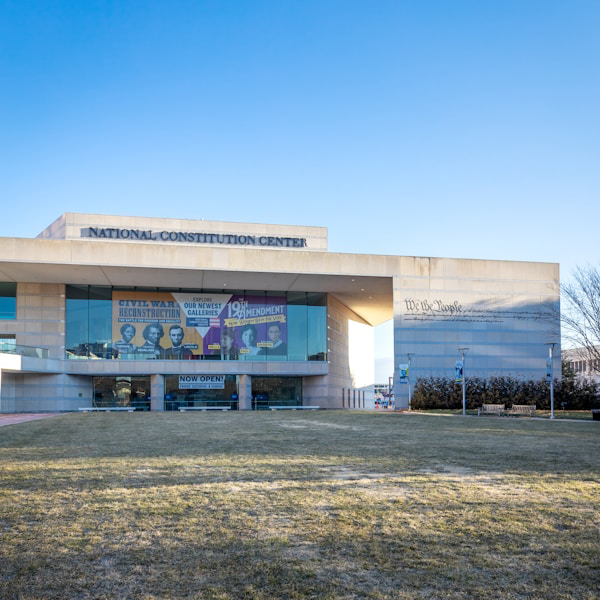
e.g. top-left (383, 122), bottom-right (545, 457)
top-left (93, 376), bottom-right (151, 410)
top-left (0, 334), bottom-right (16, 353)
top-left (251, 376), bottom-right (302, 409)
top-left (66, 285), bottom-right (112, 358)
top-left (0, 283), bottom-right (16, 319)
top-left (164, 375), bottom-right (238, 411)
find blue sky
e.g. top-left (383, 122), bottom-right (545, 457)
top-left (1, 1), bottom-right (599, 379)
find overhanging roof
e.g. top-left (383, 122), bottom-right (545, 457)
top-left (0, 237), bottom-right (394, 325)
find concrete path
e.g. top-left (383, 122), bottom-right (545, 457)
top-left (0, 413), bottom-right (63, 427)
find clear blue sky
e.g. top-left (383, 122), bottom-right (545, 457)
top-left (1, 1), bottom-right (598, 379)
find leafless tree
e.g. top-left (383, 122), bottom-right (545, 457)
top-left (561, 265), bottom-right (600, 373)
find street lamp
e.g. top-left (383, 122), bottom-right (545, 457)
top-left (458, 348), bottom-right (469, 415)
top-left (407, 353), bottom-right (414, 410)
top-left (547, 343), bottom-right (556, 419)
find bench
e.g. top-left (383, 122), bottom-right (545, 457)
top-left (508, 404), bottom-right (536, 417)
top-left (179, 406), bottom-right (231, 411)
top-left (269, 406), bottom-right (320, 410)
top-left (477, 404), bottom-right (505, 416)
top-left (79, 407), bottom-right (135, 412)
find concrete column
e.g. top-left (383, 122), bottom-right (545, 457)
top-left (238, 374), bottom-right (252, 410)
top-left (302, 375), bottom-right (330, 408)
top-left (150, 374), bottom-right (165, 411)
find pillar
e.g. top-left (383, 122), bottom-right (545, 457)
top-left (238, 374), bottom-right (252, 410)
top-left (150, 374), bottom-right (164, 411)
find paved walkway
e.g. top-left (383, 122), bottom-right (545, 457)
top-left (0, 413), bottom-right (63, 427)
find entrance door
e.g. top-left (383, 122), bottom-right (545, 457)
top-left (93, 376), bottom-right (151, 410)
top-left (163, 375), bottom-right (239, 411)
top-left (251, 376), bottom-right (302, 409)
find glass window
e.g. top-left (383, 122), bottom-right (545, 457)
top-left (164, 374), bottom-right (238, 411)
top-left (66, 286), bottom-right (327, 363)
top-left (93, 376), bottom-right (151, 410)
top-left (66, 285), bottom-right (90, 358)
top-left (264, 291), bottom-right (288, 362)
top-left (287, 292), bottom-right (308, 361)
top-left (66, 285), bottom-right (112, 358)
top-left (238, 291), bottom-right (266, 362)
top-left (307, 292), bottom-right (327, 361)
top-left (89, 286), bottom-right (112, 358)
top-left (0, 282), bottom-right (16, 320)
top-left (251, 376), bottom-right (302, 409)
top-left (0, 335), bottom-right (16, 354)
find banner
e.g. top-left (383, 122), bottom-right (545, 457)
top-left (111, 291), bottom-right (287, 359)
top-left (202, 294), bottom-right (287, 358)
top-left (398, 364), bottom-right (409, 384)
top-left (455, 360), bottom-right (464, 383)
top-left (179, 375), bottom-right (225, 389)
top-left (546, 358), bottom-right (553, 382)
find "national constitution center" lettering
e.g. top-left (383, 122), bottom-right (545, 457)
top-left (81, 227), bottom-right (307, 248)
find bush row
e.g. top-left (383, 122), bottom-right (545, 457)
top-left (411, 368), bottom-right (599, 411)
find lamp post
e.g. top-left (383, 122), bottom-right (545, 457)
top-left (407, 353), bottom-right (414, 410)
top-left (458, 348), bottom-right (469, 415)
top-left (547, 343), bottom-right (556, 419)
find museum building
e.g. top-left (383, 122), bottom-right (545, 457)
top-left (0, 213), bottom-right (561, 412)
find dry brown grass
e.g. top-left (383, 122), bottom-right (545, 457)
top-left (1, 411), bottom-right (599, 599)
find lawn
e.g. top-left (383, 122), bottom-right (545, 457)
top-left (414, 409), bottom-right (596, 420)
top-left (1, 411), bottom-right (599, 599)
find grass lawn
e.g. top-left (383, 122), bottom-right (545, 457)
top-left (415, 409), bottom-right (596, 420)
top-left (1, 411), bottom-right (599, 599)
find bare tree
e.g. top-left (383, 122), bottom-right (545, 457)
top-left (561, 265), bottom-right (600, 373)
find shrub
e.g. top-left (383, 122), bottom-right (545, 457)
top-left (411, 363), bottom-right (599, 410)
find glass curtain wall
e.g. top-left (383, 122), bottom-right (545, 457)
top-left (66, 286), bottom-right (327, 362)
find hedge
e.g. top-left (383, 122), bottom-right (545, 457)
top-left (411, 367), bottom-right (599, 411)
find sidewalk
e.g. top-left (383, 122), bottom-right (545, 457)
top-left (0, 413), bottom-right (62, 427)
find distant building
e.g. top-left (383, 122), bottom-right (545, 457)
top-left (374, 382), bottom-right (394, 409)
top-left (562, 346), bottom-right (600, 384)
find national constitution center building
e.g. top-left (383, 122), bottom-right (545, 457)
top-left (0, 213), bottom-right (560, 412)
